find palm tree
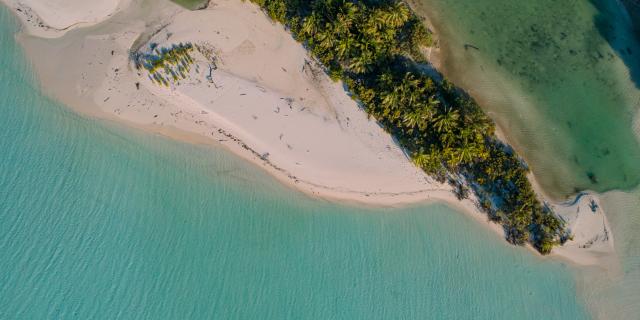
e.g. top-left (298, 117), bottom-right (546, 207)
top-left (456, 140), bottom-right (479, 165)
top-left (301, 14), bottom-right (318, 38)
top-left (440, 129), bottom-right (457, 147)
top-left (340, 1), bottom-right (359, 16)
top-left (377, 73), bottom-right (394, 91)
top-left (370, 9), bottom-right (387, 32)
top-left (417, 105), bottom-right (435, 129)
top-left (433, 107), bottom-right (460, 133)
top-left (426, 95), bottom-right (440, 109)
top-left (336, 36), bottom-right (353, 60)
top-left (381, 89), bottom-right (400, 112)
top-left (317, 30), bottom-right (336, 51)
top-left (403, 112), bottom-right (422, 133)
top-left (403, 102), bottom-right (433, 133)
top-left (348, 50), bottom-right (373, 74)
top-left (337, 2), bottom-right (358, 29)
top-left (397, 74), bottom-right (422, 105)
top-left (384, 3), bottom-right (410, 27)
top-left (412, 150), bottom-right (443, 174)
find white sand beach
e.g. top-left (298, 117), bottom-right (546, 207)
top-left (0, 0), bottom-right (131, 37)
top-left (549, 192), bottom-right (615, 266)
top-left (0, 0), bottom-right (615, 265)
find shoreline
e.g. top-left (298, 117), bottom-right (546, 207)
top-left (5, 0), bottom-right (461, 207)
top-left (0, 0), bottom-right (132, 38)
top-left (406, 0), bottom-right (616, 267)
top-left (1, 0), bottom-right (614, 266)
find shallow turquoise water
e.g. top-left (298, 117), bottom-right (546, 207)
top-left (0, 7), bottom-right (591, 319)
top-left (413, 0), bottom-right (640, 318)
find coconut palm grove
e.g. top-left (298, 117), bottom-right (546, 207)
top-left (249, 0), bottom-right (567, 253)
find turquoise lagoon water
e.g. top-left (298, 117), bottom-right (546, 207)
top-left (0, 7), bottom-right (591, 320)
top-left (413, 0), bottom-right (640, 318)
top-left (415, 0), bottom-right (640, 197)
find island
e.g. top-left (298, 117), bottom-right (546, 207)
top-left (0, 0), bottom-right (614, 264)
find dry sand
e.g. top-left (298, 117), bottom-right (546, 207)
top-left (550, 193), bottom-right (614, 266)
top-left (0, 0), bottom-right (615, 265)
top-left (0, 0), bottom-right (132, 37)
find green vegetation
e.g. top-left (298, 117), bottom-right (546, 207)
top-left (171, 0), bottom-right (210, 10)
top-left (132, 43), bottom-right (196, 86)
top-left (248, 0), bottom-right (568, 253)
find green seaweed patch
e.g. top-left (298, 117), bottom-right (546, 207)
top-left (171, 0), bottom-right (210, 10)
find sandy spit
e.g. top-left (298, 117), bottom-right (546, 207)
top-left (1, 0), bottom-right (614, 265)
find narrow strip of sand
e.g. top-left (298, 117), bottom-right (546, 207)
top-left (0, 0), bottom-right (615, 266)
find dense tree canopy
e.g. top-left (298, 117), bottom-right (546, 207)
top-left (248, 0), bottom-right (567, 254)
